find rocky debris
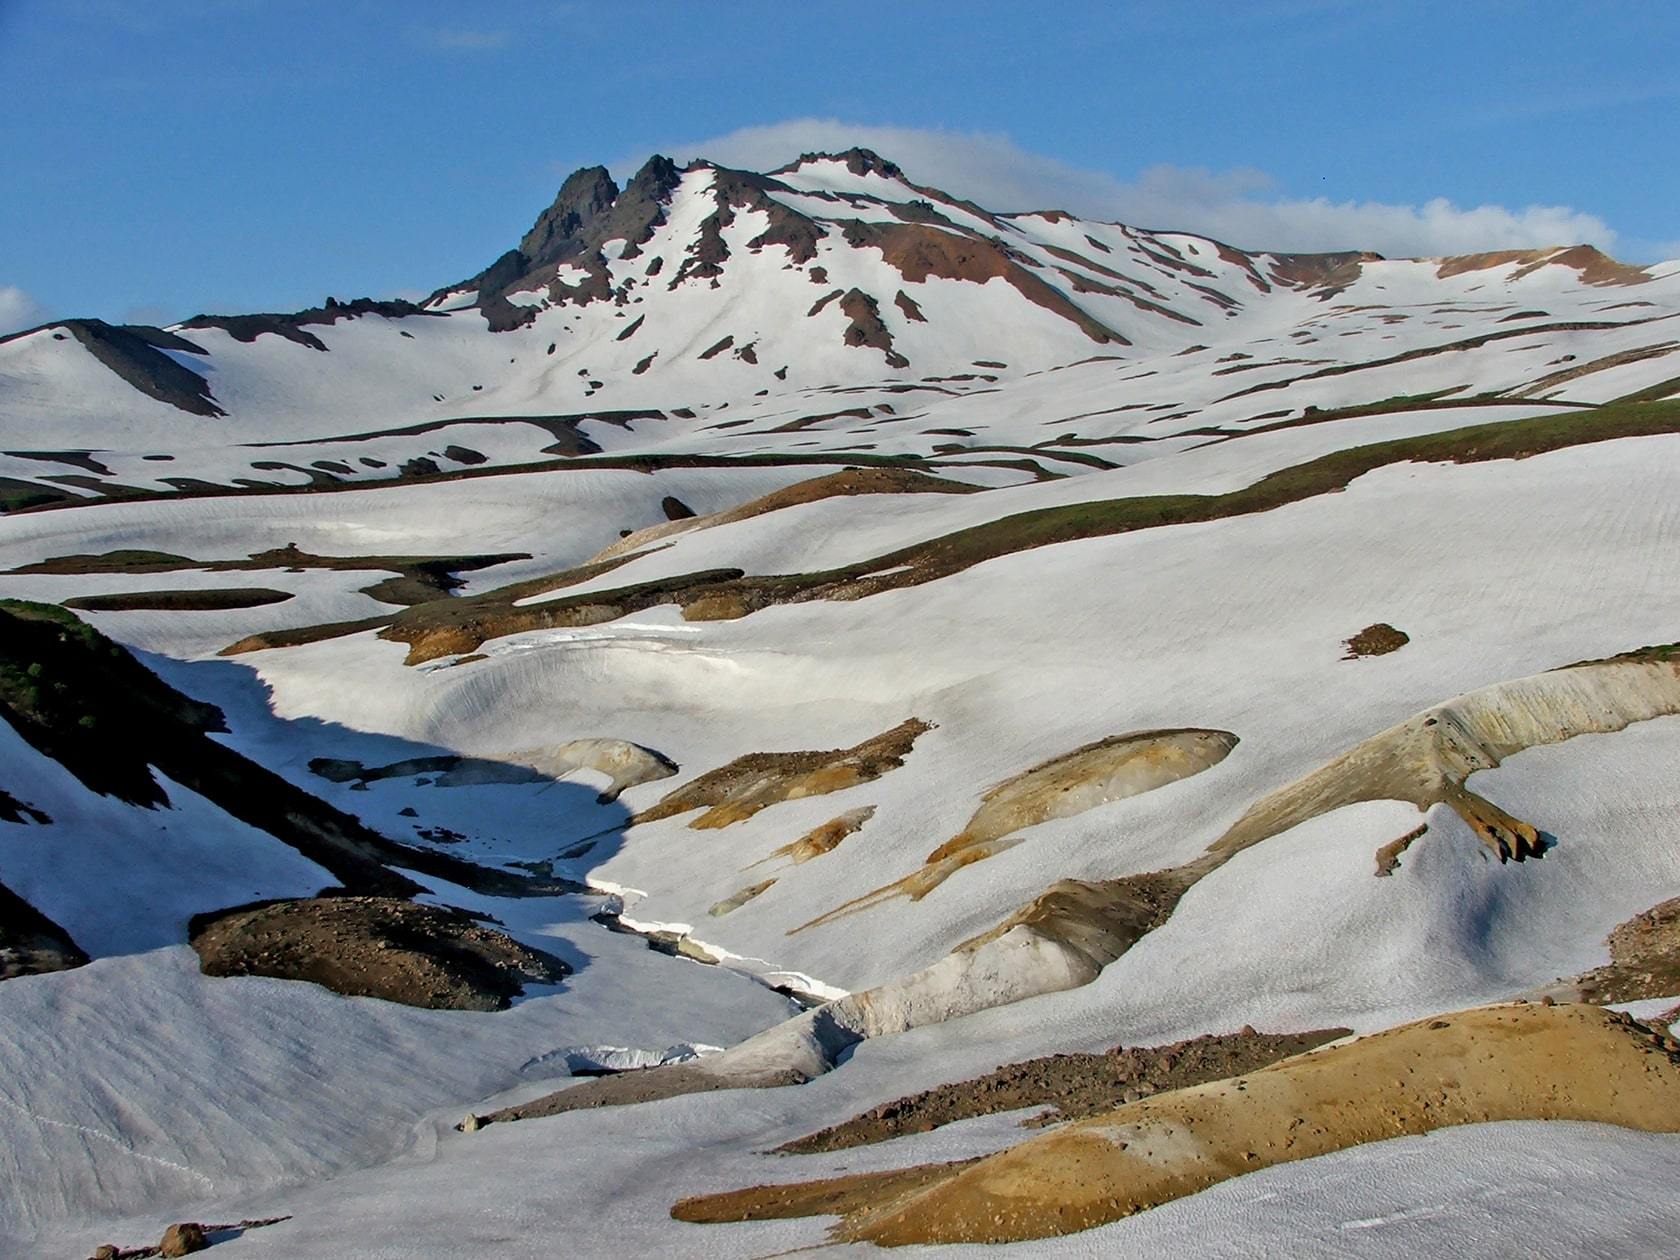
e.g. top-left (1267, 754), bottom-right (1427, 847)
top-left (189, 895), bottom-right (570, 1010)
top-left (893, 290), bottom-right (926, 322)
top-left (1569, 895), bottom-right (1680, 1004)
top-left (87, 1216), bottom-right (290, 1259)
top-left (1343, 622), bottom-right (1409, 658)
top-left (480, 1060), bottom-right (806, 1126)
top-left (670, 165), bottom-right (822, 288)
top-left (636, 718), bottom-right (931, 829)
top-left (779, 1025), bottom-right (1351, 1153)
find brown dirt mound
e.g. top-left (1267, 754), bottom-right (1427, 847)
top-left (189, 896), bottom-right (569, 1010)
top-left (777, 1025), bottom-right (1350, 1154)
top-left (746, 806), bottom-right (875, 870)
top-left (794, 729), bottom-right (1234, 932)
top-left (681, 1003), bottom-right (1680, 1246)
top-left (635, 718), bottom-right (930, 829)
top-left (1342, 622), bottom-right (1409, 658)
top-left (1437, 245), bottom-right (1649, 287)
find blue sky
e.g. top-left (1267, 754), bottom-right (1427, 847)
top-left (2, 0), bottom-right (1676, 332)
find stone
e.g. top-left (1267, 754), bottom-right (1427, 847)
top-left (159, 1222), bottom-right (209, 1256)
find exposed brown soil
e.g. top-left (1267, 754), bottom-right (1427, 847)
top-left (672, 1161), bottom-right (978, 1224)
top-left (969, 864), bottom-right (1204, 964)
top-left (840, 220), bottom-right (1125, 345)
top-left (745, 806), bottom-right (875, 870)
top-left (636, 718), bottom-right (931, 829)
top-left (1374, 822), bottom-right (1428, 876)
top-left (189, 896), bottom-right (569, 1010)
top-left (1437, 245), bottom-right (1650, 287)
top-left (685, 1004), bottom-right (1680, 1247)
top-left (796, 730), bottom-right (1235, 931)
top-left (1342, 622), bottom-right (1409, 658)
top-left (1573, 896), bottom-right (1680, 1004)
top-left (1267, 251), bottom-right (1376, 297)
top-left (63, 588), bottom-right (294, 612)
top-left (778, 1026), bottom-right (1351, 1154)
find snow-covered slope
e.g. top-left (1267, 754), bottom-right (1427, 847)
top-left (3, 149), bottom-right (1680, 1258)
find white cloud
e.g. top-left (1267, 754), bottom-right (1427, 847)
top-left (659, 119), bottom-right (1617, 260)
top-left (411, 26), bottom-right (508, 51)
top-left (0, 286), bottom-right (48, 337)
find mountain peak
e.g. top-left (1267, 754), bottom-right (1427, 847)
top-left (518, 165), bottom-right (619, 266)
top-left (776, 147), bottom-right (906, 181)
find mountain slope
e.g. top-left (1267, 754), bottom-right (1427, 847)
top-left (4, 149), bottom-right (1680, 1259)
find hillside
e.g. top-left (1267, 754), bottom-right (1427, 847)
top-left (3, 149), bottom-right (1680, 1258)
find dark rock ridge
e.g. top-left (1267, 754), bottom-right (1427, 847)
top-left (11, 320), bottom-right (225, 416)
top-left (179, 296), bottom-right (441, 350)
top-left (0, 877), bottom-right (88, 980)
top-left (0, 599), bottom-right (579, 900)
top-left (442, 155), bottom-right (684, 331)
